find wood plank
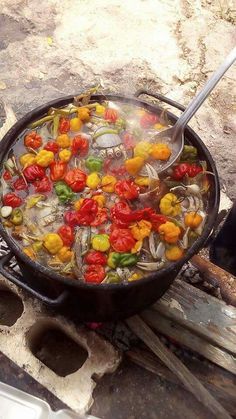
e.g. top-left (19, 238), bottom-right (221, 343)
top-left (126, 348), bottom-right (236, 417)
top-left (141, 309), bottom-right (236, 374)
top-left (152, 279), bottom-right (236, 354)
top-left (126, 316), bottom-right (232, 419)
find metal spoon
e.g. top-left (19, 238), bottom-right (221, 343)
top-left (153, 47), bottom-right (236, 174)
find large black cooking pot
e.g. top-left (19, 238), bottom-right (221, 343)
top-left (0, 90), bottom-right (220, 321)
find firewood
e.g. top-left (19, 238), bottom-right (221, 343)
top-left (191, 255), bottom-right (236, 306)
top-left (127, 316), bottom-right (232, 419)
top-left (126, 348), bottom-right (236, 417)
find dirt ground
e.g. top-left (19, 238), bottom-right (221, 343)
top-left (0, 0), bottom-right (235, 201)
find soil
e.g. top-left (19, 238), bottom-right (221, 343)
top-left (0, 0), bottom-right (235, 199)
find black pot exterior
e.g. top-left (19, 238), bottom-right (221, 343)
top-left (0, 94), bottom-right (220, 321)
top-left (16, 257), bottom-right (180, 321)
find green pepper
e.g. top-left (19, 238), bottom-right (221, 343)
top-left (85, 156), bottom-right (103, 172)
top-left (107, 252), bottom-right (137, 268)
top-left (32, 241), bottom-right (43, 252)
top-left (180, 145), bottom-right (198, 161)
top-left (10, 209), bottom-right (23, 225)
top-left (115, 118), bottom-right (126, 131)
top-left (55, 181), bottom-right (75, 203)
top-left (119, 253), bottom-right (138, 267)
top-left (105, 272), bottom-right (121, 284)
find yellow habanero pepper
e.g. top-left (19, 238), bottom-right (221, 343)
top-left (93, 194), bottom-right (106, 208)
top-left (136, 109), bottom-right (146, 117)
top-left (134, 141), bottom-right (152, 160)
top-left (92, 234), bottom-right (110, 252)
top-left (86, 172), bottom-right (100, 190)
top-left (165, 245), bottom-right (184, 261)
top-left (184, 212), bottom-right (203, 229)
top-left (101, 175), bottom-right (117, 193)
top-left (134, 176), bottom-right (150, 187)
top-left (77, 107), bottom-right (90, 122)
top-left (131, 239), bottom-right (143, 254)
top-left (150, 143), bottom-right (171, 161)
top-left (130, 220), bottom-right (152, 241)
top-left (23, 246), bottom-right (36, 260)
top-left (59, 149), bottom-right (72, 162)
top-left (44, 233), bottom-right (63, 255)
top-left (154, 123), bottom-right (165, 130)
top-left (74, 198), bottom-right (84, 210)
top-left (125, 156), bottom-right (144, 176)
top-left (128, 272), bottom-right (142, 281)
top-left (160, 193), bottom-right (181, 217)
top-left (56, 134), bottom-right (71, 148)
top-left (19, 153), bottom-right (36, 167)
top-left (57, 246), bottom-right (74, 263)
top-left (35, 150), bottom-right (54, 167)
top-left (95, 104), bottom-right (105, 115)
top-left (158, 221), bottom-right (181, 244)
top-left (70, 118), bottom-right (82, 132)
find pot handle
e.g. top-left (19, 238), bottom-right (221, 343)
top-left (134, 89), bottom-right (185, 112)
top-left (0, 251), bottom-right (69, 307)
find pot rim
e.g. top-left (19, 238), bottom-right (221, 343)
top-left (0, 93), bottom-right (220, 290)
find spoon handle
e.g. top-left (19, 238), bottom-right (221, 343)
top-left (174, 47), bottom-right (236, 135)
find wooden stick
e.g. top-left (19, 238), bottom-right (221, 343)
top-left (141, 309), bottom-right (236, 374)
top-left (126, 348), bottom-right (236, 416)
top-left (191, 255), bottom-right (236, 306)
top-left (126, 315), bottom-right (232, 419)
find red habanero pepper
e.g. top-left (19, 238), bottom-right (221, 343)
top-left (104, 108), bottom-right (118, 123)
top-left (111, 165), bottom-right (127, 176)
top-left (76, 199), bottom-right (98, 225)
top-left (90, 208), bottom-right (108, 227)
top-left (23, 164), bottom-right (45, 182)
top-left (84, 250), bottom-right (107, 265)
top-left (58, 225), bottom-right (74, 246)
top-left (71, 136), bottom-right (89, 157)
top-left (13, 177), bottom-right (28, 191)
top-left (24, 131), bottom-right (42, 149)
top-left (50, 161), bottom-right (67, 181)
top-left (172, 163), bottom-right (202, 180)
top-left (3, 193), bottom-right (22, 208)
top-left (64, 210), bottom-right (79, 227)
top-left (59, 117), bottom-right (70, 134)
top-left (110, 227), bottom-right (136, 253)
top-left (84, 264), bottom-right (106, 283)
top-left (115, 180), bottom-right (139, 200)
top-left (111, 202), bottom-right (166, 229)
top-left (103, 158), bottom-right (112, 173)
top-left (140, 113), bottom-right (158, 128)
top-left (64, 168), bottom-right (87, 192)
top-left (187, 163), bottom-right (203, 177)
top-left (3, 170), bottom-right (12, 181)
top-left (111, 202), bottom-right (142, 227)
top-left (103, 158), bottom-right (127, 176)
top-left (147, 211), bottom-right (167, 232)
top-left (172, 163), bottom-right (190, 180)
top-left (33, 176), bottom-right (51, 193)
top-left (122, 132), bottom-right (136, 150)
top-left (44, 141), bottom-right (59, 154)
